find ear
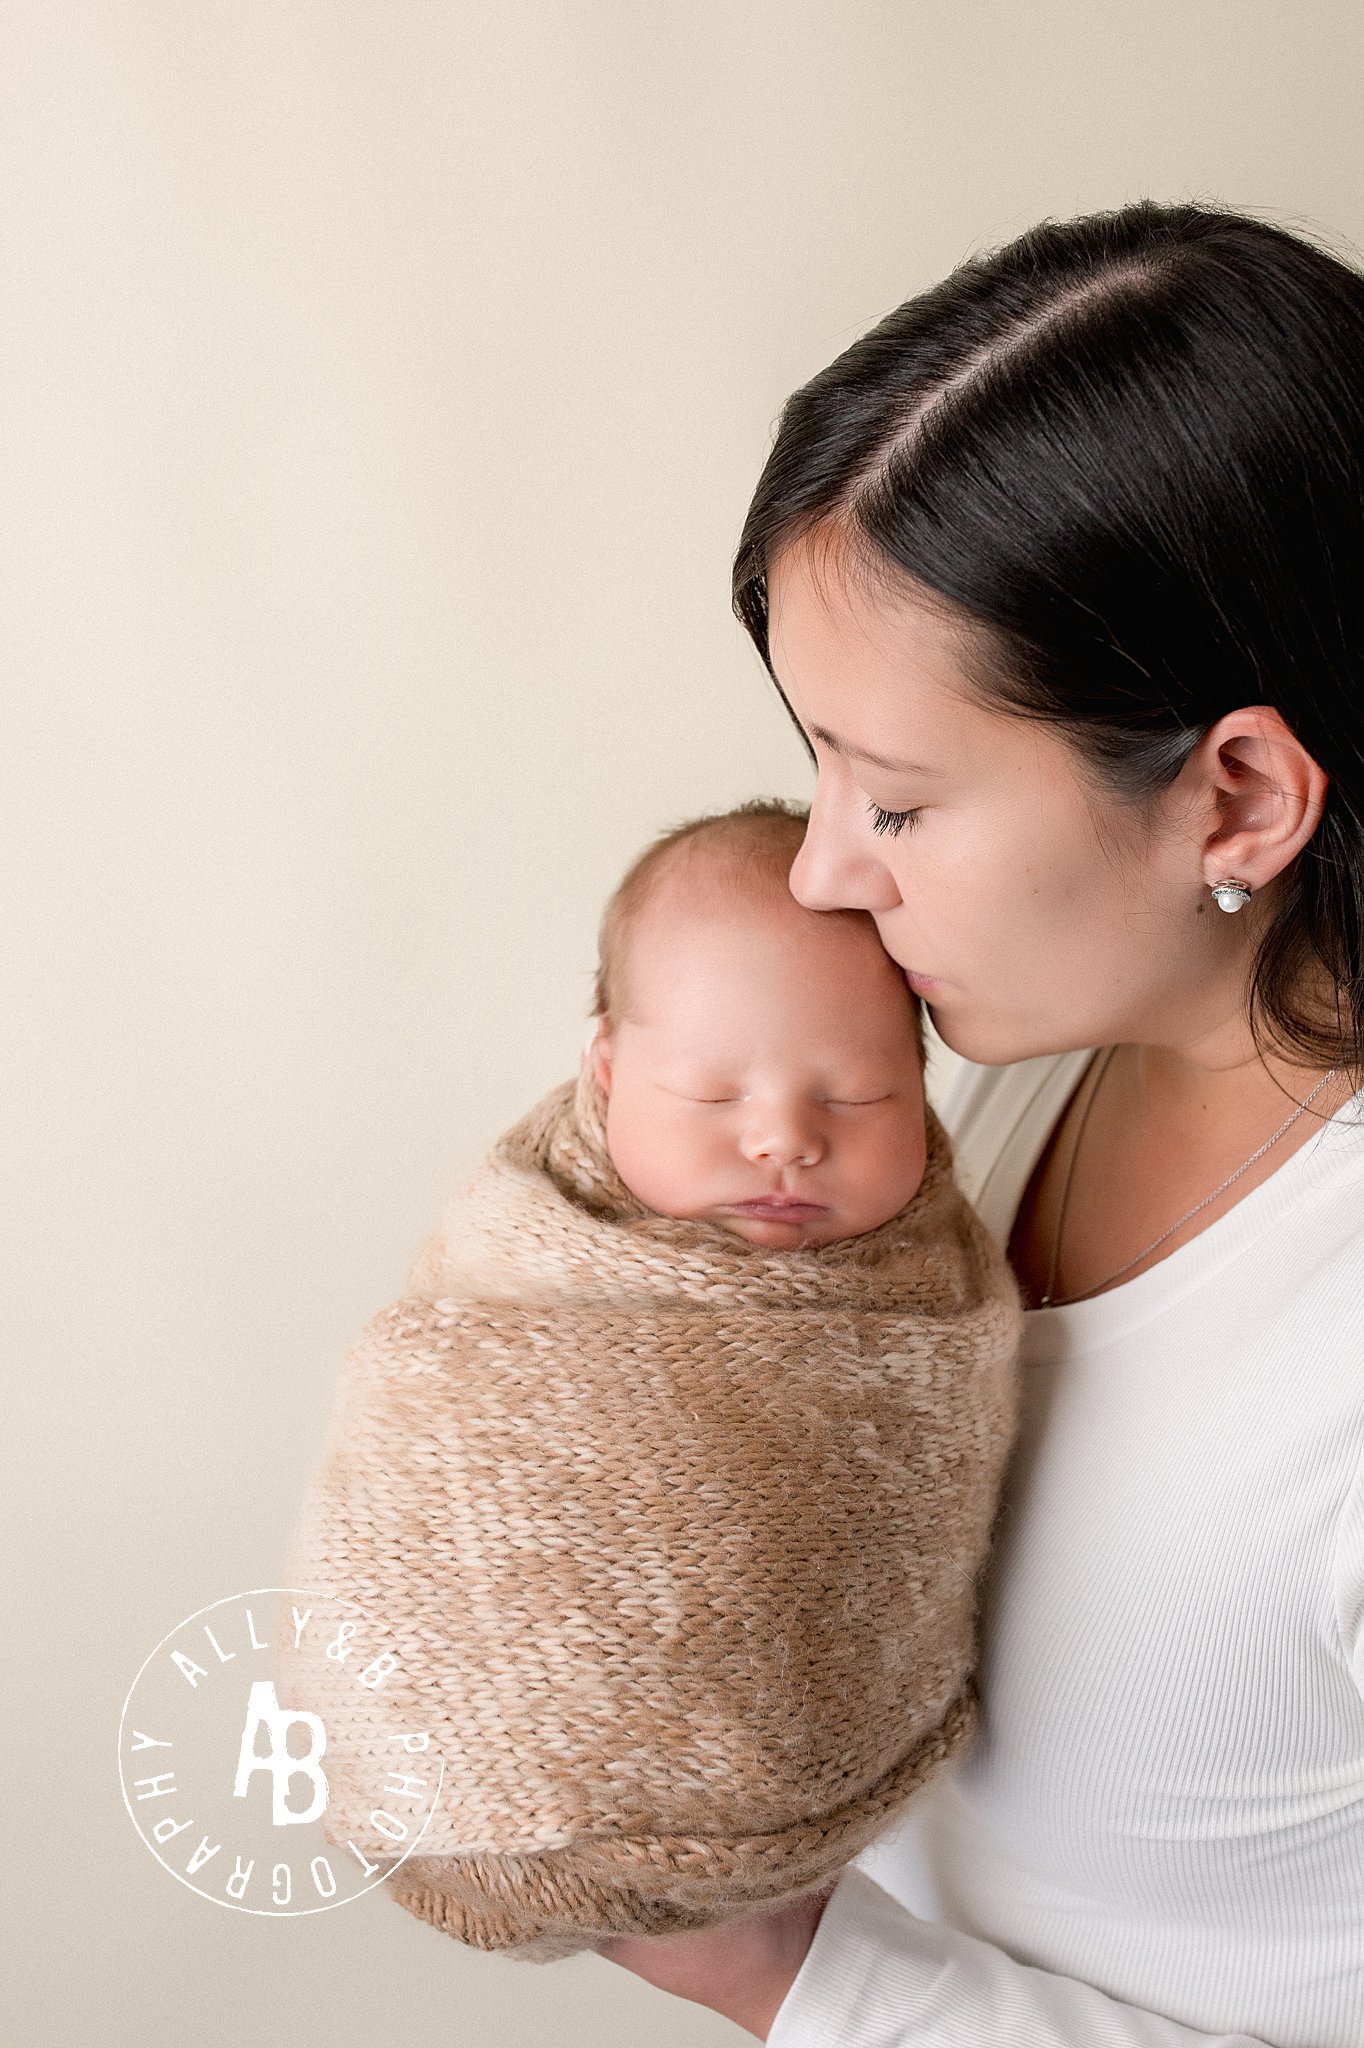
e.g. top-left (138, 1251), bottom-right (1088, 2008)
top-left (1193, 706), bottom-right (1329, 894)
top-left (583, 1019), bottom-right (613, 1095)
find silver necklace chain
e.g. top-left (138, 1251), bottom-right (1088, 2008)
top-left (1039, 1047), bottom-right (1344, 1308)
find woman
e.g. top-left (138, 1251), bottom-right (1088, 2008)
top-left (598, 199), bottom-right (1364, 2045)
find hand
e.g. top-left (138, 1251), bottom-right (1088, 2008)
top-left (595, 1878), bottom-right (840, 2040)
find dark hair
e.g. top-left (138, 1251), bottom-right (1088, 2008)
top-left (733, 198), bottom-right (1364, 1087)
top-left (590, 795), bottom-right (926, 1059)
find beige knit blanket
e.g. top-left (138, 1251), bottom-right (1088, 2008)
top-left (277, 1062), bottom-right (1023, 1959)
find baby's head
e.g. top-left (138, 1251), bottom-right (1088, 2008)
top-left (585, 800), bottom-right (929, 1249)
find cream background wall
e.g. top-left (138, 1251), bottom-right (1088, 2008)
top-left (6, 5), bottom-right (1362, 2043)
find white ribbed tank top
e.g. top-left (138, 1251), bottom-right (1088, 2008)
top-left (851, 1044), bottom-right (1364, 2048)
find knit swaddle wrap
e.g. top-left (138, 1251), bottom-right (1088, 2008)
top-left (277, 1061), bottom-right (1023, 1958)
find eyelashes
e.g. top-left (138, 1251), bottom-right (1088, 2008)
top-left (866, 800), bottom-right (924, 837)
top-left (688, 1096), bottom-right (887, 1108)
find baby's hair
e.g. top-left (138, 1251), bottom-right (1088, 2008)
top-left (591, 795), bottom-right (926, 1059)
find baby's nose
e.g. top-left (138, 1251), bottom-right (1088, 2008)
top-left (739, 1107), bottom-right (824, 1168)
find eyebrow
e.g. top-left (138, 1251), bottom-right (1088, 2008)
top-left (806, 724), bottom-right (943, 776)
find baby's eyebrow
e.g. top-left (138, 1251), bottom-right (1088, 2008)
top-left (807, 724), bottom-right (943, 775)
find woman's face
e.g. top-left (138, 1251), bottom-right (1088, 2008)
top-left (766, 535), bottom-right (1227, 1066)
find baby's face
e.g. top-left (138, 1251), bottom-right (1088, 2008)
top-left (590, 885), bottom-right (928, 1249)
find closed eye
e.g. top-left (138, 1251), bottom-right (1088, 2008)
top-left (866, 800), bottom-right (924, 837)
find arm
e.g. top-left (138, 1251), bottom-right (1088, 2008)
top-left (596, 1884), bottom-right (837, 2041)
top-left (596, 1869), bottom-right (1274, 2046)
top-left (1331, 1444), bottom-right (1364, 1698)
top-left (763, 1868), bottom-right (1276, 2047)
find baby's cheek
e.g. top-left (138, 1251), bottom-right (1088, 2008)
top-left (606, 1104), bottom-right (712, 1221)
top-left (863, 1114), bottom-right (929, 1217)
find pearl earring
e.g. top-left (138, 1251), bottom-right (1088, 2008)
top-left (1210, 878), bottom-right (1253, 913)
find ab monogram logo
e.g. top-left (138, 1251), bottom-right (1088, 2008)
top-left (118, 1587), bottom-right (446, 1916)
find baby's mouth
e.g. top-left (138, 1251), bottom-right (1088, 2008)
top-left (729, 1197), bottom-right (827, 1220)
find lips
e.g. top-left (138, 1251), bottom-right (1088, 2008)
top-left (732, 1198), bottom-right (827, 1219)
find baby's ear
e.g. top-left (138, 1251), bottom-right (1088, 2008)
top-left (582, 1019), bottom-right (612, 1094)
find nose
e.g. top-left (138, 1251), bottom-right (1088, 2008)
top-left (738, 1103), bottom-right (825, 1171)
top-left (789, 780), bottom-right (902, 914)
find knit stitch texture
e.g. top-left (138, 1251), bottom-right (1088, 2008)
top-left (277, 1062), bottom-right (1023, 1957)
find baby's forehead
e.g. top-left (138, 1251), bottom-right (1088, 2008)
top-left (631, 853), bottom-right (826, 945)
top-left (625, 862), bottom-right (895, 988)
top-left (637, 856), bottom-right (790, 928)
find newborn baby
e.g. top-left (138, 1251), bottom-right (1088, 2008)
top-left (582, 801), bottom-right (929, 1251)
top-left (277, 798), bottom-right (1023, 1960)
